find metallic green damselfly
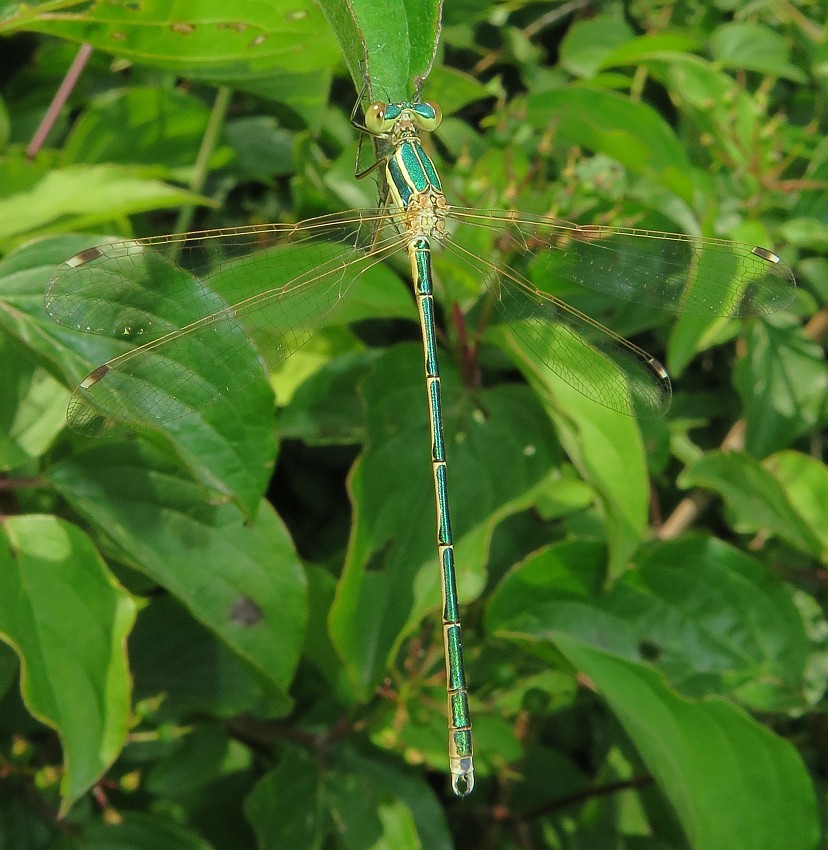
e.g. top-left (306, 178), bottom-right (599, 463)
top-left (46, 97), bottom-right (795, 796)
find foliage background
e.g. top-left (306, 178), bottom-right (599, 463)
top-left (0, 0), bottom-right (826, 848)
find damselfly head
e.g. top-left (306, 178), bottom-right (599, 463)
top-left (364, 100), bottom-right (443, 136)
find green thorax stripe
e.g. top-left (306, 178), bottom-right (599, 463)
top-left (391, 140), bottom-right (443, 201)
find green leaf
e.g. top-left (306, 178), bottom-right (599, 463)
top-left (246, 749), bottom-right (322, 850)
top-left (62, 86), bottom-right (219, 174)
top-left (0, 337), bottom-right (67, 470)
top-left (711, 22), bottom-right (807, 82)
top-left (225, 116), bottom-right (295, 181)
top-left (679, 451), bottom-right (824, 559)
top-left (420, 64), bottom-right (491, 115)
top-left (278, 350), bottom-right (381, 445)
top-left (0, 236), bottom-right (128, 394)
top-left (235, 69), bottom-right (332, 125)
top-left (666, 310), bottom-right (734, 378)
top-left (534, 468), bottom-right (595, 520)
top-left (318, 0), bottom-right (442, 100)
top-left (9, 0), bottom-right (338, 113)
top-left (146, 723), bottom-right (243, 797)
top-left (554, 635), bottom-right (820, 850)
top-left (792, 160), bottom-right (828, 224)
top-left (0, 515), bottom-right (136, 814)
top-left (322, 772), bottom-right (405, 850)
top-left (605, 536), bottom-right (811, 710)
top-left (330, 344), bottom-right (558, 695)
top-left (48, 442), bottom-right (306, 706)
top-left (372, 799), bottom-right (421, 849)
top-left (0, 160), bottom-right (211, 248)
top-left (329, 746), bottom-right (452, 850)
top-left (798, 258), bottom-right (828, 304)
top-left (734, 317), bottom-right (826, 458)
top-left (0, 642), bottom-right (16, 703)
top-left (3, 236), bottom-right (277, 517)
top-left (84, 812), bottom-right (214, 849)
top-left (599, 33), bottom-right (702, 69)
top-left (0, 93), bottom-right (9, 149)
top-left (558, 13), bottom-right (635, 78)
top-left (301, 565), bottom-right (357, 705)
top-left (489, 535), bottom-right (812, 713)
top-left (525, 88), bottom-right (694, 203)
top-left (486, 540), bottom-right (615, 662)
top-left (498, 328), bottom-right (651, 575)
top-left (130, 596), bottom-right (270, 718)
top-left (657, 53), bottom-right (736, 107)
top-left (764, 451), bottom-right (828, 558)
top-left (778, 217), bottom-right (828, 251)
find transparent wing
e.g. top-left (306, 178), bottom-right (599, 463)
top-left (444, 239), bottom-right (671, 417)
top-left (45, 211), bottom-right (404, 435)
top-left (449, 209), bottom-right (795, 317)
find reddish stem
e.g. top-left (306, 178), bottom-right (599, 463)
top-left (26, 43), bottom-right (93, 159)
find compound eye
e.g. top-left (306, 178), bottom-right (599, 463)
top-left (421, 101), bottom-right (443, 131)
top-left (365, 101), bottom-right (389, 134)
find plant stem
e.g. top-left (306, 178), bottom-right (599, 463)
top-left (26, 42), bottom-right (93, 158)
top-left (173, 86), bottom-right (233, 235)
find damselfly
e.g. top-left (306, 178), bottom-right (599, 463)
top-left (45, 96), bottom-right (795, 796)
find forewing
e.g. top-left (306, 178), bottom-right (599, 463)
top-left (450, 209), bottom-right (795, 317)
top-left (45, 213), bottom-right (400, 435)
